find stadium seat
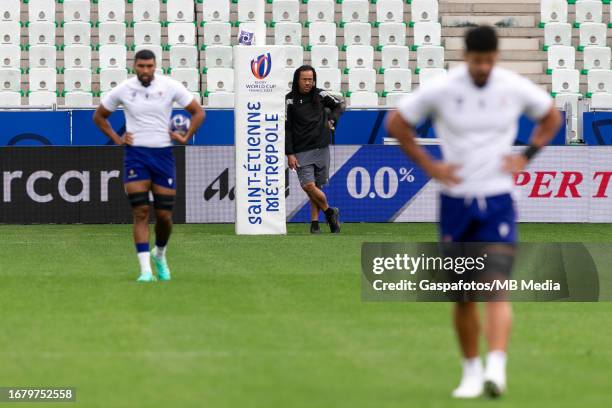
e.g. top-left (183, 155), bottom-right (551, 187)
top-left (63, 68), bottom-right (92, 92)
top-left (385, 92), bottom-right (409, 107)
top-left (29, 91), bottom-right (57, 105)
top-left (169, 45), bottom-right (198, 69)
top-left (170, 68), bottom-right (199, 91)
top-left (552, 69), bottom-right (579, 93)
top-left (63, 0), bottom-right (90, 24)
top-left (547, 45), bottom-right (575, 72)
top-left (166, 0), bottom-right (195, 23)
top-left (97, 0), bottom-right (125, 23)
top-left (28, 0), bottom-right (55, 23)
top-left (384, 68), bottom-right (411, 93)
top-left (237, 0), bottom-right (259, 23)
top-left (132, 0), bottom-right (160, 23)
top-left (98, 44), bottom-right (127, 70)
top-left (0, 44), bottom-right (21, 69)
top-left (272, 0), bottom-right (299, 24)
top-left (98, 22), bottom-right (126, 46)
top-left (283, 45), bottom-right (303, 69)
top-left (307, 0), bottom-right (335, 24)
top-left (282, 67), bottom-right (294, 91)
top-left (346, 45), bottom-right (374, 70)
top-left (343, 23), bottom-right (372, 47)
top-left (416, 45), bottom-right (444, 72)
top-left (207, 91), bottom-right (235, 108)
top-left (411, 0), bottom-right (439, 25)
top-left (201, 0), bottom-right (230, 23)
top-left (308, 22), bottom-right (336, 47)
top-left (29, 68), bottom-right (56, 92)
top-left (341, 0), bottom-right (370, 24)
top-left (274, 22), bottom-right (302, 46)
top-left (575, 0), bottom-right (602, 26)
top-left (0, 91), bottom-right (21, 106)
top-left (554, 93), bottom-right (580, 113)
top-left (378, 23), bottom-right (406, 48)
top-left (310, 45), bottom-right (339, 69)
top-left (348, 69), bottom-right (376, 93)
top-left (203, 22), bottom-right (232, 47)
top-left (583, 46), bottom-right (611, 72)
top-left (64, 91), bottom-right (93, 106)
top-left (578, 23), bottom-right (606, 50)
top-left (381, 45), bottom-right (410, 71)
top-left (317, 68), bottom-right (341, 92)
top-left (419, 68), bottom-right (446, 86)
top-left (590, 92), bottom-right (612, 109)
top-left (540, 0), bottom-right (568, 25)
top-left (28, 22), bottom-right (56, 46)
top-left (206, 68), bottom-right (234, 92)
top-left (99, 68), bottom-right (127, 92)
top-left (376, 0), bottom-right (404, 24)
top-left (168, 23), bottom-right (196, 46)
top-left (0, 1), bottom-right (20, 23)
top-left (0, 68), bottom-right (20, 91)
top-left (133, 22), bottom-right (162, 46)
top-left (413, 22), bottom-right (441, 49)
top-left (64, 45), bottom-right (92, 70)
top-left (0, 22), bottom-right (21, 45)
top-left (29, 45), bottom-right (56, 69)
top-left (587, 69), bottom-right (612, 94)
top-left (204, 45), bottom-right (233, 68)
top-left (349, 92), bottom-right (379, 107)
top-left (63, 22), bottom-right (91, 47)
top-left (543, 22), bottom-right (572, 49)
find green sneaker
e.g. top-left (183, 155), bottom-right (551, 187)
top-left (136, 273), bottom-right (157, 282)
top-left (151, 251), bottom-right (171, 281)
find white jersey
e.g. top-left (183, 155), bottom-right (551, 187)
top-left (101, 75), bottom-right (195, 148)
top-left (397, 64), bottom-right (553, 197)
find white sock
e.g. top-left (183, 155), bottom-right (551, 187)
top-left (462, 357), bottom-right (484, 378)
top-left (137, 252), bottom-right (152, 274)
top-left (486, 350), bottom-right (507, 373)
top-left (155, 246), bottom-right (167, 258)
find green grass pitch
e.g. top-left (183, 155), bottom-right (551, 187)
top-left (0, 223), bottom-right (610, 407)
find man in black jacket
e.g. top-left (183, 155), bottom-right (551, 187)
top-left (286, 65), bottom-right (345, 234)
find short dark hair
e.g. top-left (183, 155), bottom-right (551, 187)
top-left (465, 26), bottom-right (498, 53)
top-left (134, 49), bottom-right (156, 62)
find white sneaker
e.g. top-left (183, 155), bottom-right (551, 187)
top-left (484, 368), bottom-right (506, 398)
top-left (452, 375), bottom-right (484, 398)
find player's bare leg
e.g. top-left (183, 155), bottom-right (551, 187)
top-left (302, 182), bottom-right (340, 233)
top-left (151, 184), bottom-right (176, 281)
top-left (452, 302), bottom-right (484, 398)
top-left (126, 180), bottom-right (155, 282)
top-left (309, 201), bottom-right (321, 234)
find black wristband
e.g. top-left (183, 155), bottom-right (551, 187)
top-left (523, 145), bottom-right (541, 161)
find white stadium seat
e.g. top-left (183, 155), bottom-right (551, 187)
top-left (98, 44), bottom-right (127, 70)
top-left (413, 22), bottom-right (441, 48)
top-left (237, 0), bottom-right (259, 23)
top-left (169, 45), bottom-right (198, 69)
top-left (29, 91), bottom-right (57, 105)
top-left (272, 0), bottom-right (299, 24)
top-left (307, 0), bottom-right (335, 24)
top-left (29, 45), bottom-right (56, 69)
top-left (166, 0), bottom-right (195, 23)
top-left (99, 68), bottom-right (127, 92)
top-left (205, 45), bottom-right (233, 68)
top-left (98, 22), bottom-right (126, 46)
top-left (283, 45), bottom-right (304, 69)
top-left (378, 23), bottom-right (406, 48)
top-left (575, 0), bottom-right (602, 25)
top-left (97, 0), bottom-right (125, 23)
top-left (63, 0), bottom-right (90, 23)
top-left (203, 22), bottom-right (231, 47)
top-left (308, 22), bottom-right (336, 47)
top-left (419, 68), bottom-right (446, 86)
top-left (384, 68), bottom-right (411, 93)
top-left (310, 45), bottom-right (339, 69)
top-left (274, 22), bottom-right (302, 46)
top-left (0, 91), bottom-right (21, 106)
top-left (168, 23), bottom-right (196, 46)
top-left (0, 44), bottom-right (21, 69)
top-left (170, 68), bottom-right (199, 91)
top-left (132, 0), bottom-right (160, 23)
top-left (134, 44), bottom-right (162, 65)
top-left (28, 22), bottom-right (56, 46)
top-left (65, 45), bottom-right (92, 70)
top-left (133, 22), bottom-right (162, 46)
top-left (579, 23), bottom-right (606, 49)
top-left (381, 45), bottom-right (410, 71)
top-left (540, 0), bottom-right (568, 24)
top-left (28, 0), bottom-right (55, 23)
top-left (348, 68), bottom-right (376, 92)
top-left (416, 45), bottom-right (444, 71)
top-left (411, 0), bottom-right (439, 24)
top-left (543, 22), bottom-right (572, 49)
top-left (206, 68), bottom-right (234, 92)
top-left (282, 67), bottom-right (294, 91)
top-left (343, 22), bottom-right (372, 47)
top-left (590, 93), bottom-right (612, 109)
top-left (63, 68), bottom-right (92, 92)
top-left (207, 91), bottom-right (235, 108)
top-left (587, 69), bottom-right (612, 94)
top-left (346, 45), bottom-right (374, 70)
top-left (341, 0), bottom-right (370, 24)
top-left (583, 46), bottom-right (611, 72)
top-left (317, 68), bottom-right (342, 92)
top-left (0, 1), bottom-right (20, 23)
top-left (554, 93), bottom-right (580, 113)
top-left (0, 22), bottom-right (20, 45)
top-left (0, 68), bottom-right (21, 91)
top-left (349, 92), bottom-right (379, 107)
top-left (63, 22), bottom-right (91, 46)
top-left (552, 69), bottom-right (580, 93)
top-left (385, 92), bottom-right (409, 107)
top-left (547, 45), bottom-right (575, 71)
top-left (64, 91), bottom-right (93, 106)
top-left (29, 68), bottom-right (56, 92)
top-left (201, 0), bottom-right (230, 23)
top-left (376, 0), bottom-right (404, 24)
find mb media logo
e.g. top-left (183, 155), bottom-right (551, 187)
top-left (251, 53), bottom-right (272, 80)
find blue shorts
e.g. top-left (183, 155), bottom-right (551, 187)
top-left (123, 146), bottom-right (177, 190)
top-left (439, 193), bottom-right (517, 243)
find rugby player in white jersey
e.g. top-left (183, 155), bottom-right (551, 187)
top-left (93, 50), bottom-right (205, 282)
top-left (386, 26), bottom-right (562, 398)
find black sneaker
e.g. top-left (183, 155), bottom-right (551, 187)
top-left (325, 207), bottom-right (341, 233)
top-left (310, 222), bottom-right (321, 234)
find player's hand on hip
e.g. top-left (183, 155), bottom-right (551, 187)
top-left (502, 153), bottom-right (528, 174)
top-left (169, 131), bottom-right (188, 145)
top-left (287, 154), bottom-right (299, 170)
top-left (121, 132), bottom-right (134, 146)
top-left (427, 162), bottom-right (461, 186)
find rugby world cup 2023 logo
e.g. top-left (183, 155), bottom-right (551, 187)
top-left (251, 53), bottom-right (272, 80)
